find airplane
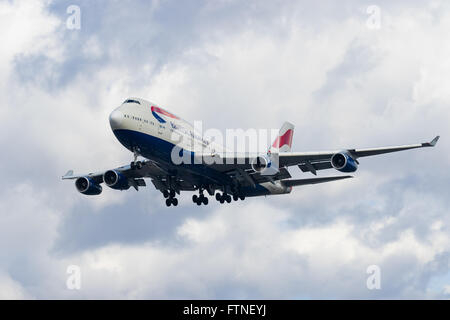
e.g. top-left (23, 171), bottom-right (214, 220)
top-left (62, 97), bottom-right (440, 207)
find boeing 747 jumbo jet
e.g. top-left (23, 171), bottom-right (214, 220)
top-left (62, 98), bottom-right (439, 207)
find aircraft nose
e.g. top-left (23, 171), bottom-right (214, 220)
top-left (109, 109), bottom-right (124, 129)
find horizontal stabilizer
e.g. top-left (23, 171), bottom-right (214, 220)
top-left (282, 175), bottom-right (353, 187)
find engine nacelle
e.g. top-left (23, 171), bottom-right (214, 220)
top-left (331, 152), bottom-right (358, 173)
top-left (251, 154), bottom-right (279, 176)
top-left (103, 170), bottom-right (130, 190)
top-left (75, 177), bottom-right (102, 195)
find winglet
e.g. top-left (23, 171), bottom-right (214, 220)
top-left (423, 136), bottom-right (440, 147)
top-left (62, 170), bottom-right (74, 180)
top-left (430, 135), bottom-right (440, 146)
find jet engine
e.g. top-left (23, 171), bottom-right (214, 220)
top-left (251, 155), bottom-right (279, 175)
top-left (331, 152), bottom-right (358, 173)
top-left (103, 170), bottom-right (130, 190)
top-left (75, 177), bottom-right (102, 195)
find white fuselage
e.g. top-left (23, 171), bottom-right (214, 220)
top-left (109, 97), bottom-right (291, 196)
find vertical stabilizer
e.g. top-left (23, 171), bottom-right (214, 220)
top-left (269, 122), bottom-right (294, 153)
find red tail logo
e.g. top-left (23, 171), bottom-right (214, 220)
top-left (272, 129), bottom-right (293, 149)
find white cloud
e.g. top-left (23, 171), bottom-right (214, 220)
top-left (0, 0), bottom-right (62, 78)
top-left (82, 36), bottom-right (103, 60)
top-left (40, 201), bottom-right (448, 299)
top-left (0, 272), bottom-right (31, 299)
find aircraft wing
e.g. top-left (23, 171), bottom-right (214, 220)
top-left (62, 163), bottom-right (145, 183)
top-left (208, 136), bottom-right (439, 175)
top-left (62, 160), bottom-right (200, 192)
top-left (62, 163), bottom-right (149, 190)
top-left (64, 136), bottom-right (439, 192)
top-left (282, 136), bottom-right (439, 174)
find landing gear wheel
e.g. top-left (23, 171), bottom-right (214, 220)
top-left (226, 195), bottom-right (231, 203)
top-left (165, 198), bottom-right (172, 207)
top-left (202, 197), bottom-right (208, 205)
top-left (215, 193), bottom-right (221, 201)
top-left (233, 195), bottom-right (238, 201)
top-left (219, 198), bottom-right (225, 204)
top-left (172, 198), bottom-right (178, 206)
top-left (169, 190), bottom-right (176, 198)
top-left (135, 161), bottom-right (143, 170)
top-left (163, 190), bottom-right (169, 198)
top-left (196, 199), bottom-right (202, 206)
top-left (192, 194), bottom-right (198, 202)
top-left (239, 195), bottom-right (245, 201)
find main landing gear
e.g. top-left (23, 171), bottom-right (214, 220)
top-left (192, 193), bottom-right (208, 206)
top-left (162, 187), bottom-right (246, 207)
top-left (215, 193), bottom-right (245, 204)
top-left (163, 189), bottom-right (178, 207)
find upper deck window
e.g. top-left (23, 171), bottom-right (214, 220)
top-left (124, 99), bottom-right (141, 105)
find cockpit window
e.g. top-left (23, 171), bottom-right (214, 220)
top-left (124, 99), bottom-right (141, 104)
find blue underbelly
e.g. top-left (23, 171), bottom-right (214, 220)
top-left (112, 129), bottom-right (232, 185)
top-left (112, 129), bottom-right (270, 196)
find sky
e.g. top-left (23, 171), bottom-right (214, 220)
top-left (0, 0), bottom-right (449, 299)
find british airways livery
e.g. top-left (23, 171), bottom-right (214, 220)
top-left (63, 97), bottom-right (440, 207)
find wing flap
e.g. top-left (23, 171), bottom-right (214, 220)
top-left (251, 167), bottom-right (291, 184)
top-left (282, 175), bottom-right (353, 187)
top-left (298, 161), bottom-right (333, 174)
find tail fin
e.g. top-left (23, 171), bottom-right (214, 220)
top-left (269, 122), bottom-right (294, 153)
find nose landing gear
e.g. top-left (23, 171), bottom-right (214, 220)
top-left (130, 147), bottom-right (143, 170)
top-left (131, 161), bottom-right (143, 170)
